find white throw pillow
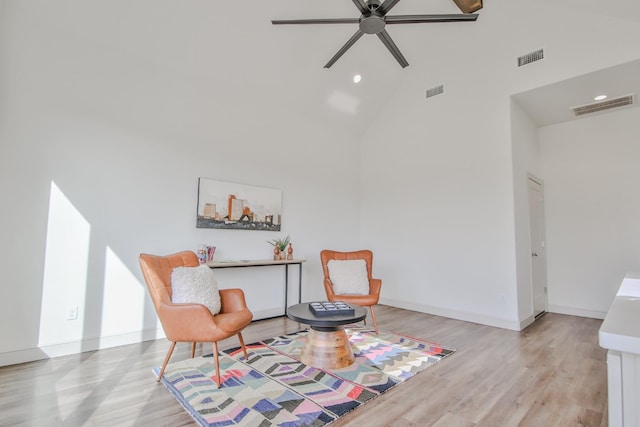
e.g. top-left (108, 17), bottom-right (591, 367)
top-left (327, 259), bottom-right (369, 295)
top-left (171, 265), bottom-right (221, 315)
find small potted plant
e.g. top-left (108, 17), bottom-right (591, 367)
top-left (267, 235), bottom-right (290, 260)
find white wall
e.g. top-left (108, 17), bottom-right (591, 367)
top-left (510, 100), bottom-right (542, 327)
top-left (2, 0), bottom-right (640, 366)
top-left (359, 69), bottom-right (521, 329)
top-left (0, 2), bottom-right (361, 365)
top-left (360, 0), bottom-right (640, 330)
top-left (540, 107), bottom-right (640, 318)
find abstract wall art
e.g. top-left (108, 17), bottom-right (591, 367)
top-left (196, 178), bottom-right (282, 231)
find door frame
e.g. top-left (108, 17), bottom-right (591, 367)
top-left (527, 174), bottom-right (548, 318)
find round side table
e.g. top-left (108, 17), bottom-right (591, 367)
top-left (286, 302), bottom-right (367, 369)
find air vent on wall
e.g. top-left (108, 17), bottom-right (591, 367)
top-left (426, 84), bottom-right (444, 99)
top-left (518, 49), bottom-right (544, 67)
top-left (571, 95), bottom-right (634, 117)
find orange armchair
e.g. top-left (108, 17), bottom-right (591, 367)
top-left (139, 251), bottom-right (253, 387)
top-left (320, 249), bottom-right (382, 333)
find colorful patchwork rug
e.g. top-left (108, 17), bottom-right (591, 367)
top-left (155, 327), bottom-right (454, 426)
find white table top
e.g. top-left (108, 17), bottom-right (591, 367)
top-left (599, 274), bottom-right (640, 354)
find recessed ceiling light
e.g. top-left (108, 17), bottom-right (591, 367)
top-left (594, 95), bottom-right (607, 101)
top-left (353, 74), bottom-right (362, 84)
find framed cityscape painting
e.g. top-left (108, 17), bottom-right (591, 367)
top-left (196, 178), bottom-right (282, 231)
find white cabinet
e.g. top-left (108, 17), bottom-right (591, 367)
top-left (606, 351), bottom-right (622, 427)
top-left (599, 276), bottom-right (640, 426)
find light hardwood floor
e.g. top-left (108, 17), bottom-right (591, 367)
top-left (0, 305), bottom-right (608, 426)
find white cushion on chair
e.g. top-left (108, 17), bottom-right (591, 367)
top-left (171, 265), bottom-right (221, 315)
top-left (327, 259), bottom-right (370, 295)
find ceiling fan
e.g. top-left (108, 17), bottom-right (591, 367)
top-left (272, 0), bottom-right (482, 69)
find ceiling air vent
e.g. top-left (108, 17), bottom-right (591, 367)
top-left (518, 49), bottom-right (544, 67)
top-left (426, 84), bottom-right (444, 99)
top-left (571, 95), bottom-right (634, 117)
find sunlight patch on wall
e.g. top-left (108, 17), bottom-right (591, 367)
top-left (101, 247), bottom-right (154, 338)
top-left (38, 181), bottom-right (90, 350)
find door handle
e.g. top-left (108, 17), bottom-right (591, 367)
top-left (532, 253), bottom-right (538, 257)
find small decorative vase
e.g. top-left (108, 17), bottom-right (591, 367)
top-left (287, 243), bottom-right (293, 260)
top-left (273, 246), bottom-right (280, 260)
top-left (279, 250), bottom-right (287, 260)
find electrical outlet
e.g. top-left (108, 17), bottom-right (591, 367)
top-left (66, 305), bottom-right (79, 321)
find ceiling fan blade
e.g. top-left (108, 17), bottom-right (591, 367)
top-left (385, 14), bottom-right (478, 24)
top-left (452, 0), bottom-right (483, 14)
top-left (272, 18), bottom-right (359, 25)
top-left (376, 29), bottom-right (408, 68)
top-left (352, 0), bottom-right (369, 14)
top-left (377, 0), bottom-right (401, 16)
top-left (324, 30), bottom-right (365, 69)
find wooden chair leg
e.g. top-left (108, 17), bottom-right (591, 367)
top-left (369, 305), bottom-right (379, 334)
top-left (157, 341), bottom-right (177, 382)
top-left (238, 332), bottom-right (248, 360)
top-left (191, 342), bottom-right (196, 358)
top-left (212, 342), bottom-right (221, 388)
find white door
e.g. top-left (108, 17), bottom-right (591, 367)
top-left (528, 177), bottom-right (547, 318)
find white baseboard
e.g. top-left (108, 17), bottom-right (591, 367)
top-left (0, 347), bottom-right (51, 367)
top-left (0, 309), bottom-right (288, 367)
top-left (252, 307), bottom-right (286, 320)
top-left (548, 304), bottom-right (606, 320)
top-left (0, 328), bottom-right (165, 367)
top-left (4, 302), bottom-right (562, 367)
top-left (379, 297), bottom-right (522, 331)
top-left (519, 315), bottom-right (535, 330)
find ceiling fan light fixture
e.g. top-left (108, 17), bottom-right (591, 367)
top-left (452, 0), bottom-right (483, 14)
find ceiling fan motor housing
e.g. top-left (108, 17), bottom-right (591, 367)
top-left (360, 15), bottom-right (385, 34)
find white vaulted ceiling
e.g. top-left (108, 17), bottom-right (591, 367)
top-left (513, 0), bottom-right (640, 126)
top-left (3, 0), bottom-right (640, 134)
top-left (535, 0), bottom-right (640, 24)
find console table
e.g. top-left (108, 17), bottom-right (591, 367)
top-left (207, 259), bottom-right (306, 316)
